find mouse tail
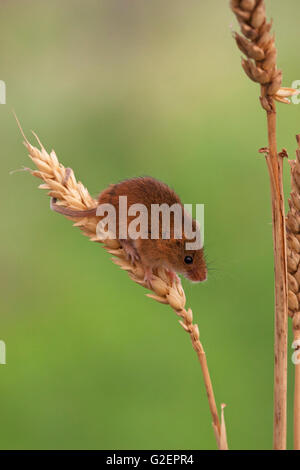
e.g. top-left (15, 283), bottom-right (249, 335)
top-left (50, 198), bottom-right (97, 217)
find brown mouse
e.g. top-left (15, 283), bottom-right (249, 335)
top-left (51, 176), bottom-right (207, 284)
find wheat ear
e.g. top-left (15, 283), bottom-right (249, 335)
top-left (19, 124), bottom-right (228, 450)
top-left (229, 0), bottom-right (299, 449)
top-left (286, 135), bottom-right (300, 450)
top-left (230, 0), bottom-right (297, 111)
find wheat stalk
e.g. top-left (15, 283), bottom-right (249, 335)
top-left (286, 135), bottom-right (300, 450)
top-left (18, 121), bottom-right (228, 450)
top-left (229, 0), bottom-right (300, 450)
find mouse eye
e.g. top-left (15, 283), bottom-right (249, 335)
top-left (184, 255), bottom-right (193, 265)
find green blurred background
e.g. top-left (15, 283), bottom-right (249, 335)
top-left (1, 0), bottom-right (300, 450)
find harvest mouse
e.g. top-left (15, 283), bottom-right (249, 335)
top-left (51, 176), bottom-right (207, 284)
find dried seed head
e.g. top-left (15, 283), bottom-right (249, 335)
top-left (241, 0), bottom-right (256, 12)
top-left (287, 136), bottom-right (300, 318)
top-left (289, 290), bottom-right (299, 313)
top-left (293, 312), bottom-right (300, 332)
top-left (231, 0), bottom-right (298, 111)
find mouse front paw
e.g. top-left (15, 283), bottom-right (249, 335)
top-left (166, 270), bottom-right (180, 284)
top-left (143, 267), bottom-right (155, 288)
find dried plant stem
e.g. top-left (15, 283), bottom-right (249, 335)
top-left (230, 1), bottom-right (292, 449)
top-left (197, 350), bottom-right (220, 432)
top-left (294, 373), bottom-right (300, 449)
top-left (286, 136), bottom-right (300, 450)
top-left (195, 350), bottom-right (227, 450)
top-left (264, 106), bottom-right (288, 450)
top-left (18, 122), bottom-right (228, 450)
top-left (175, 305), bottom-right (227, 449)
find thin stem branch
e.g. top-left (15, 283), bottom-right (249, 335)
top-left (197, 349), bottom-right (220, 434)
top-left (197, 348), bottom-right (228, 450)
top-left (264, 104), bottom-right (288, 450)
top-left (178, 309), bottom-right (228, 449)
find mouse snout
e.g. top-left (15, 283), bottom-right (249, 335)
top-left (186, 267), bottom-right (207, 283)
